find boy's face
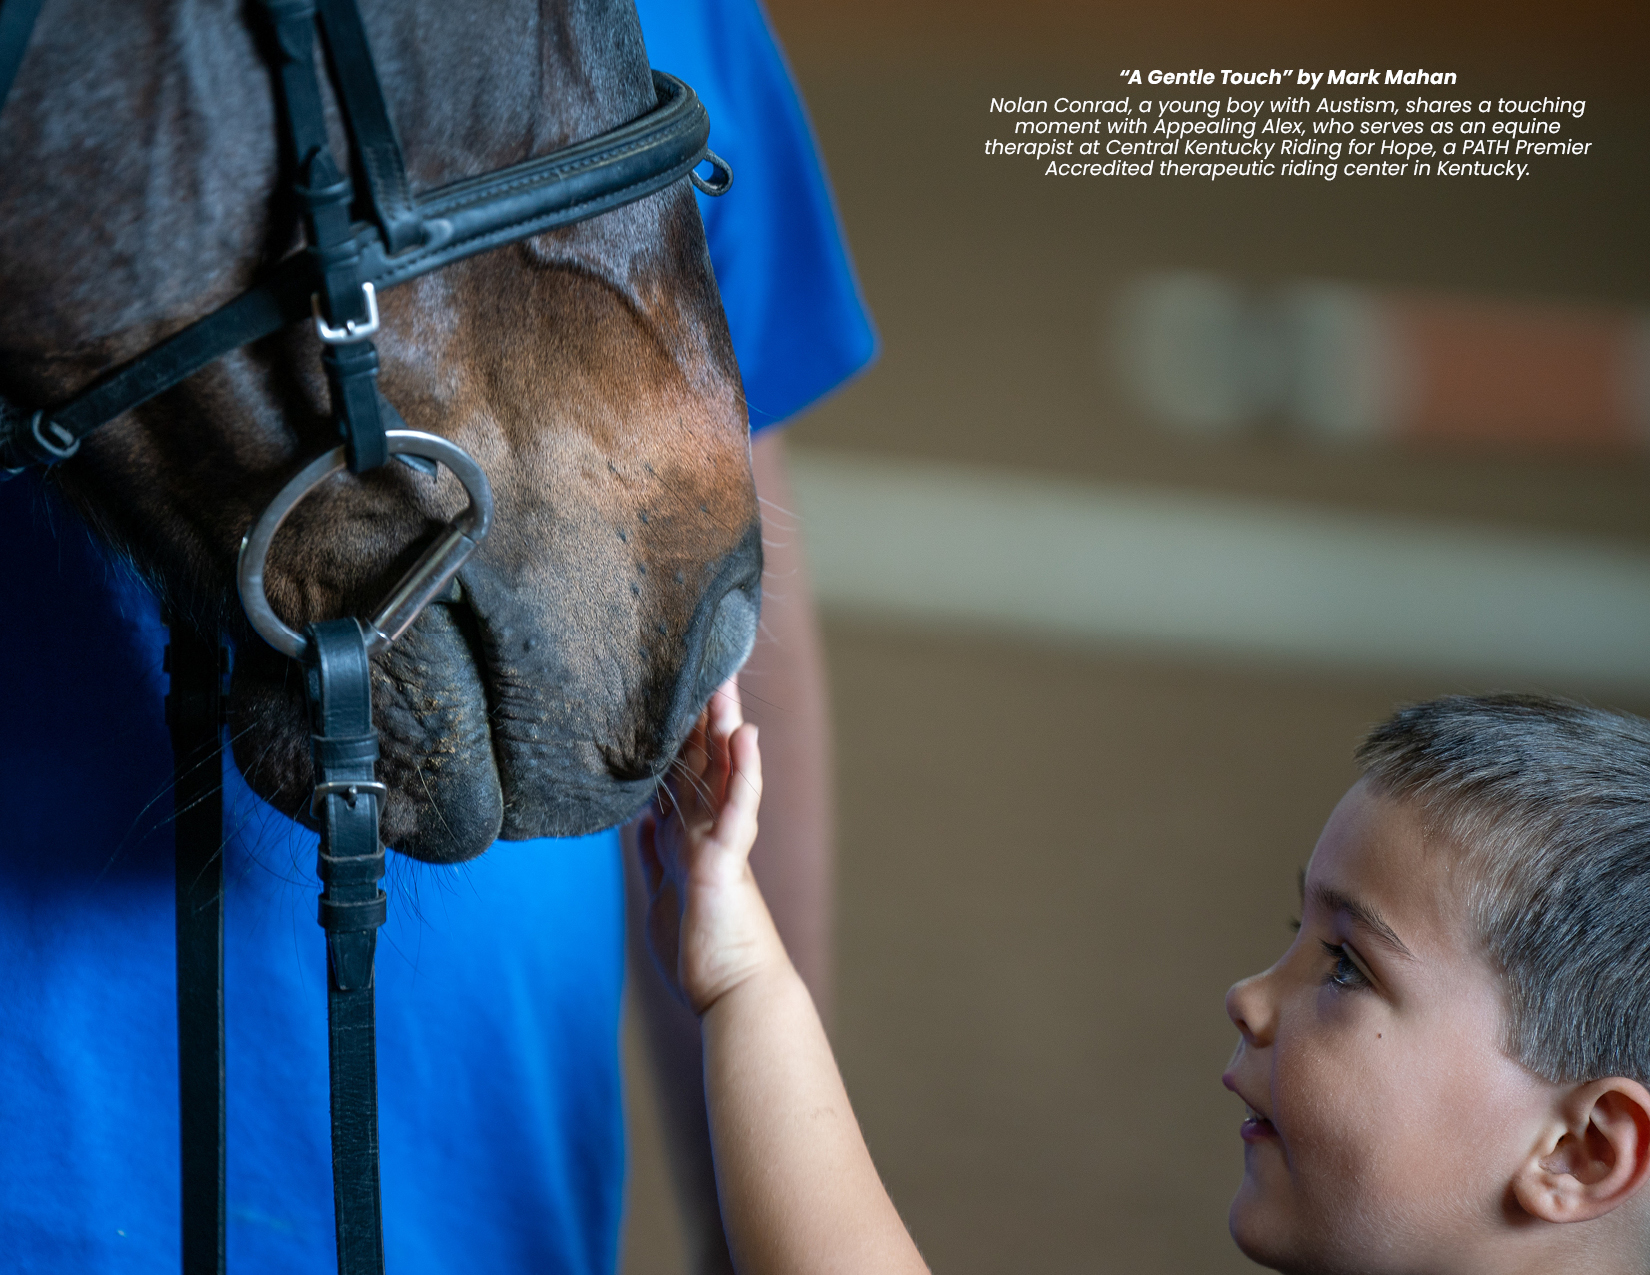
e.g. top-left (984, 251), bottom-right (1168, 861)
top-left (1222, 779), bottom-right (1553, 1274)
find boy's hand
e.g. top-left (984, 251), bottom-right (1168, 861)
top-left (636, 681), bottom-right (932, 1275)
top-left (635, 678), bottom-right (786, 1016)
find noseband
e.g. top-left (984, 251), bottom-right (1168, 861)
top-left (0, 1), bottom-right (730, 1271)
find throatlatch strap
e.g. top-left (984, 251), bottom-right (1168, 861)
top-left (304, 618), bottom-right (388, 1275)
top-left (166, 625), bottom-right (228, 1275)
top-left (50, 275), bottom-right (310, 442)
top-left (319, 336), bottom-right (387, 472)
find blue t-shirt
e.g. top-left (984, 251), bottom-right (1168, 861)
top-left (0, 2), bottom-right (873, 1270)
top-left (665, 0), bottom-right (877, 430)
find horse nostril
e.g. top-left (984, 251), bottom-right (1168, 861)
top-left (603, 573), bottom-right (760, 788)
top-left (694, 585), bottom-right (757, 701)
top-left (672, 521), bottom-right (762, 731)
top-left (607, 521), bottom-right (762, 787)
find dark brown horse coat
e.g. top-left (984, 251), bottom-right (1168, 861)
top-left (0, 0), bottom-right (760, 861)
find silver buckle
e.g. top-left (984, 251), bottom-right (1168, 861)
top-left (30, 410), bottom-right (81, 461)
top-left (310, 780), bottom-right (389, 818)
top-left (312, 281), bottom-right (381, 344)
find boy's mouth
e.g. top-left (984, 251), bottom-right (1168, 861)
top-left (1240, 1105), bottom-right (1279, 1143)
top-left (1223, 1072), bottom-right (1280, 1143)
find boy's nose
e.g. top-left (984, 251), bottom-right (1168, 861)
top-left (1225, 971), bottom-right (1277, 1047)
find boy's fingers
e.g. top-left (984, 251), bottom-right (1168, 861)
top-left (701, 679), bottom-right (743, 808)
top-left (680, 704), bottom-right (713, 783)
top-left (712, 723), bottom-right (762, 850)
top-left (685, 730), bottom-right (710, 781)
top-left (708, 676), bottom-right (744, 741)
top-left (704, 716), bottom-right (735, 808)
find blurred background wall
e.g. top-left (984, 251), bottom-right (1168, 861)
top-left (624, 1), bottom-right (1649, 1271)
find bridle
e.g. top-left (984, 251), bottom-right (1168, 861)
top-left (0, 1), bottom-right (730, 1271)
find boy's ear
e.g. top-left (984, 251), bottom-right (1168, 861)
top-left (1512, 1078), bottom-right (1650, 1224)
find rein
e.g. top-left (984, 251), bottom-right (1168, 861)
top-left (0, 1), bottom-right (730, 1271)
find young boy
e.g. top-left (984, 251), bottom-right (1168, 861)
top-left (635, 689), bottom-right (1650, 1274)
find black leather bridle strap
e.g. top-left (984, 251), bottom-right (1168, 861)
top-left (165, 625), bottom-right (228, 1275)
top-left (313, 0), bottom-right (422, 255)
top-left (263, 0), bottom-right (387, 472)
top-left (262, 0), bottom-right (369, 331)
top-left (51, 274), bottom-right (310, 444)
top-left (0, 0), bottom-right (42, 110)
top-left (304, 619), bottom-right (388, 1275)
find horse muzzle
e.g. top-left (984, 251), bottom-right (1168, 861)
top-left (230, 508), bottom-right (762, 863)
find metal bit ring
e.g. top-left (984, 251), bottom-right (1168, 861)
top-left (237, 430), bottom-right (493, 660)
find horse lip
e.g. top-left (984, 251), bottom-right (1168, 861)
top-left (424, 518), bottom-right (762, 841)
top-left (426, 574), bottom-right (504, 768)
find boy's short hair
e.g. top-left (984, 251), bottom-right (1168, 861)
top-left (1356, 693), bottom-right (1650, 1088)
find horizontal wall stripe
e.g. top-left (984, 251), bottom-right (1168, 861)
top-left (787, 450), bottom-right (1650, 688)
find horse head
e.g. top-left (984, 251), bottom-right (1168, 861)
top-left (0, 0), bottom-right (758, 862)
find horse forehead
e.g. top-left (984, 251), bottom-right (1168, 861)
top-left (0, 3), bottom-right (270, 349)
top-left (365, 2), bottom-right (657, 181)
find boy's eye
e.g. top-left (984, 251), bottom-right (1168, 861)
top-left (1319, 941), bottom-right (1369, 990)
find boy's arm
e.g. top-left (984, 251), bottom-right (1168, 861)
top-left (629, 430), bottom-right (840, 1274)
top-left (703, 955), bottom-right (928, 1275)
top-left (636, 696), bottom-right (928, 1275)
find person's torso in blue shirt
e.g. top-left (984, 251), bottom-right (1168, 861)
top-left (0, 2), bottom-right (872, 1271)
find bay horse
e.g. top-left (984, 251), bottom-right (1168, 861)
top-left (0, 0), bottom-right (760, 864)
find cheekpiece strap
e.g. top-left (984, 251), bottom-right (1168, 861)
top-left (262, 0), bottom-right (388, 474)
top-left (313, 0), bottom-right (424, 255)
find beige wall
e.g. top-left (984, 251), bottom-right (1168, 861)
top-left (623, 2), bottom-right (1650, 1269)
